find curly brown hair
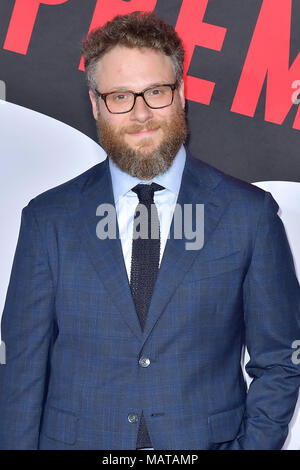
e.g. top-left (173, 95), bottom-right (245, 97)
top-left (81, 11), bottom-right (185, 90)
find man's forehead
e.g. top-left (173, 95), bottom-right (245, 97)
top-left (95, 45), bottom-right (175, 89)
top-left (98, 44), bottom-right (170, 62)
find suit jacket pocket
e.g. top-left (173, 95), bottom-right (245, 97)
top-left (182, 249), bottom-right (243, 282)
top-left (42, 405), bottom-right (78, 445)
top-left (208, 404), bottom-right (245, 444)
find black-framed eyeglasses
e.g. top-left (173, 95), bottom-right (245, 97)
top-left (94, 82), bottom-right (178, 114)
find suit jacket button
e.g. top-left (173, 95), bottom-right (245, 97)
top-left (128, 413), bottom-right (138, 423)
top-left (139, 357), bottom-right (151, 368)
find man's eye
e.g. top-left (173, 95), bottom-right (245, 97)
top-left (112, 93), bottom-right (129, 101)
top-left (150, 88), bottom-right (163, 96)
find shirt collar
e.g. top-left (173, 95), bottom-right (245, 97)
top-left (108, 145), bottom-right (186, 204)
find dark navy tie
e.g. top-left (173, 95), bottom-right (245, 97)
top-left (130, 182), bottom-right (164, 449)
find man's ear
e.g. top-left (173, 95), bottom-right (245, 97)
top-left (89, 89), bottom-right (98, 120)
top-left (178, 79), bottom-right (185, 110)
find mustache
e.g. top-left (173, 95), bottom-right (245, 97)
top-left (122, 121), bottom-right (161, 134)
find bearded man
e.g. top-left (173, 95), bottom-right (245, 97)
top-left (0, 11), bottom-right (299, 450)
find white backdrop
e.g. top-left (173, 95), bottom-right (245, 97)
top-left (0, 100), bottom-right (299, 449)
top-left (0, 100), bottom-right (105, 319)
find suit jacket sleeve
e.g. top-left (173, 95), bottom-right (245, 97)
top-left (0, 201), bottom-right (55, 449)
top-left (230, 191), bottom-right (300, 450)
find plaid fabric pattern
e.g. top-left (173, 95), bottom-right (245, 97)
top-left (0, 148), bottom-right (299, 449)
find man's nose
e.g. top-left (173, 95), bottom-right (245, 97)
top-left (130, 95), bottom-right (153, 122)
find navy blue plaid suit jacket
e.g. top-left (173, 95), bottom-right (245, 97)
top-left (0, 148), bottom-right (299, 449)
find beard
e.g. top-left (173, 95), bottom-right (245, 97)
top-left (95, 100), bottom-right (187, 180)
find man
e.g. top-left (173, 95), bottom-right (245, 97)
top-left (0, 11), bottom-right (299, 450)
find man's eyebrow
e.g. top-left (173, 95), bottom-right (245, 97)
top-left (107, 82), bottom-right (172, 92)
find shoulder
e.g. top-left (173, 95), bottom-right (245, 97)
top-left (185, 149), bottom-right (272, 210)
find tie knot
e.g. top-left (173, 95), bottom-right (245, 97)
top-left (131, 182), bottom-right (164, 204)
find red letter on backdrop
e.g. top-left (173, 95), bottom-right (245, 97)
top-left (79, 0), bottom-right (157, 71)
top-left (231, 0), bottom-right (300, 130)
top-left (175, 0), bottom-right (227, 105)
top-left (3, 0), bottom-right (68, 55)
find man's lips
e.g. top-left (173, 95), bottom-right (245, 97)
top-left (127, 128), bottom-right (159, 136)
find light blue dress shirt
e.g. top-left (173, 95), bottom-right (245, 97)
top-left (108, 145), bottom-right (186, 282)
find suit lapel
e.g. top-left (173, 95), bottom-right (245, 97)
top-left (74, 150), bottom-right (226, 344)
top-left (140, 150), bottom-right (227, 344)
top-left (76, 157), bottom-right (143, 341)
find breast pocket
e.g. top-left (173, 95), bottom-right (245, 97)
top-left (182, 249), bottom-right (244, 282)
